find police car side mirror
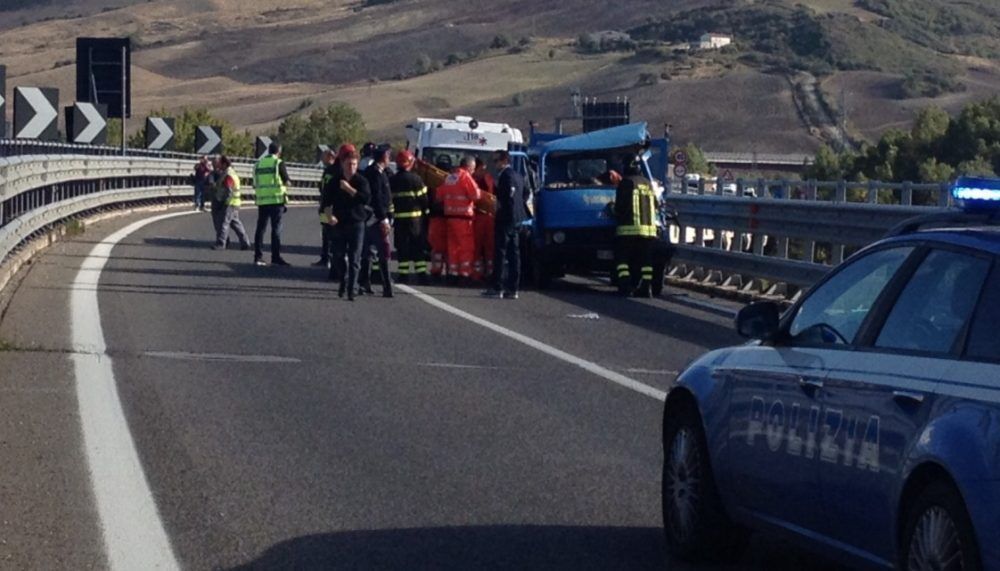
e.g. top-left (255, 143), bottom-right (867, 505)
top-left (736, 302), bottom-right (781, 340)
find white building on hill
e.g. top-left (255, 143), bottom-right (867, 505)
top-left (697, 33), bottom-right (732, 50)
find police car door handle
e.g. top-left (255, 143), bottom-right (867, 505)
top-left (798, 377), bottom-right (824, 392)
top-left (892, 390), bottom-right (925, 405)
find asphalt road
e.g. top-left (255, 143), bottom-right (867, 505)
top-left (0, 206), bottom-right (842, 570)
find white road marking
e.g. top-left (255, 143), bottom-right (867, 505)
top-left (71, 211), bottom-right (193, 571)
top-left (144, 351), bottom-right (300, 364)
top-left (420, 362), bottom-right (507, 370)
top-left (626, 368), bottom-right (680, 376)
top-left (398, 285), bottom-right (667, 402)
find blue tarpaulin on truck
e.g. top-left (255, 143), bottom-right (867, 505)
top-left (539, 122), bottom-right (649, 154)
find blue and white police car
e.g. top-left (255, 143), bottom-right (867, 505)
top-left (662, 176), bottom-right (1000, 571)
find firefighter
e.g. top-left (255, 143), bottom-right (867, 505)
top-left (253, 142), bottom-right (291, 266)
top-left (391, 150), bottom-right (430, 284)
top-left (614, 155), bottom-right (658, 297)
top-left (435, 156), bottom-right (481, 285)
top-left (472, 157), bottom-right (496, 282)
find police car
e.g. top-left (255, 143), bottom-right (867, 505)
top-left (661, 176), bottom-right (1000, 570)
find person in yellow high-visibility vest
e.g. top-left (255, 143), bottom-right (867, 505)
top-left (253, 142), bottom-right (292, 266)
top-left (211, 155), bottom-right (251, 250)
top-left (614, 156), bottom-right (658, 298)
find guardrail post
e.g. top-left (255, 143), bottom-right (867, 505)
top-left (867, 180), bottom-right (878, 204)
top-left (938, 182), bottom-right (951, 207)
top-left (835, 180), bottom-right (847, 202)
top-left (902, 181), bottom-right (913, 206)
top-left (804, 181), bottom-right (817, 263)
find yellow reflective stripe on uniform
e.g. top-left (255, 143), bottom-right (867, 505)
top-left (395, 187), bottom-right (428, 198)
top-left (395, 211), bottom-right (424, 219)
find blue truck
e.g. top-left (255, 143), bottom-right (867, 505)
top-left (518, 122), bottom-right (674, 292)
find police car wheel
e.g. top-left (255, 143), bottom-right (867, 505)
top-left (900, 481), bottom-right (980, 571)
top-left (662, 404), bottom-right (744, 561)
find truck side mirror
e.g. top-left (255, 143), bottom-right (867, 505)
top-left (735, 302), bottom-right (781, 340)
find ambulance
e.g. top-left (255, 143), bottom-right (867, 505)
top-left (404, 116), bottom-right (524, 172)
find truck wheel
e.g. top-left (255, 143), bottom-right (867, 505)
top-left (652, 263), bottom-right (666, 297)
top-left (663, 403), bottom-right (746, 561)
top-left (900, 480), bottom-right (980, 571)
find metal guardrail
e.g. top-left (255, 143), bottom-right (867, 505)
top-left (662, 178), bottom-right (953, 295)
top-left (0, 154), bottom-right (322, 275)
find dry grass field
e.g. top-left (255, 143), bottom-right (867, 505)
top-left (1, 0), bottom-right (997, 153)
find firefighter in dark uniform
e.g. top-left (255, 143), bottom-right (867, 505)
top-left (390, 150), bottom-right (430, 284)
top-left (614, 156), bottom-right (658, 298)
top-left (360, 146), bottom-right (394, 298)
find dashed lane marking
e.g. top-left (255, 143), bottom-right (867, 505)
top-left (397, 285), bottom-right (667, 402)
top-left (71, 212), bottom-right (192, 571)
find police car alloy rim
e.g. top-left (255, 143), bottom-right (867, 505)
top-left (665, 427), bottom-right (701, 542)
top-left (907, 506), bottom-right (964, 571)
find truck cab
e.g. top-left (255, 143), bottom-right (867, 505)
top-left (524, 122), bottom-right (673, 291)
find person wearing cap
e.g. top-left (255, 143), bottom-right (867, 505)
top-left (315, 144), bottom-right (356, 268)
top-left (435, 156), bottom-right (481, 285)
top-left (325, 150), bottom-right (371, 301)
top-left (390, 150), bottom-right (430, 284)
top-left (613, 155), bottom-right (658, 297)
top-left (359, 147), bottom-right (394, 298)
top-left (253, 142), bottom-right (292, 266)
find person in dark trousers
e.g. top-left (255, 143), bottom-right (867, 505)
top-left (483, 150), bottom-right (529, 299)
top-left (211, 155), bottom-right (251, 250)
top-left (313, 148), bottom-right (342, 268)
top-left (253, 142), bottom-right (292, 266)
top-left (613, 156), bottom-right (658, 298)
top-left (323, 151), bottom-right (371, 301)
top-left (193, 156), bottom-right (211, 211)
top-left (390, 150), bottom-right (430, 284)
top-left (359, 147), bottom-right (394, 298)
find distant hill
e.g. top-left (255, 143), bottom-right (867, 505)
top-left (2, 0), bottom-right (998, 156)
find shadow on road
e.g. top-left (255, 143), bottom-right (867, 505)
top-left (226, 525), bottom-right (668, 571)
top-left (143, 236), bottom-right (322, 258)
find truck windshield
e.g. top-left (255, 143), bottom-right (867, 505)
top-left (544, 151), bottom-right (629, 189)
top-left (422, 147), bottom-right (497, 173)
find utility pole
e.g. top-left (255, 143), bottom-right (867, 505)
top-left (121, 44), bottom-right (127, 156)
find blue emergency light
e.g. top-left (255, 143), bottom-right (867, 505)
top-left (952, 176), bottom-right (1000, 208)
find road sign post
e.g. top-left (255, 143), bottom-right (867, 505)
top-left (145, 117), bottom-right (175, 151)
top-left (14, 87), bottom-right (59, 141)
top-left (255, 136), bottom-right (273, 159)
top-left (195, 126), bottom-right (223, 155)
top-left (66, 102), bottom-right (109, 145)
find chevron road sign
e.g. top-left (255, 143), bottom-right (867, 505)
top-left (66, 102), bottom-right (108, 145)
top-left (0, 66), bottom-right (6, 138)
top-left (255, 136), bottom-right (273, 159)
top-left (14, 87), bottom-right (59, 141)
top-left (195, 125), bottom-right (222, 155)
top-left (145, 117), bottom-right (175, 151)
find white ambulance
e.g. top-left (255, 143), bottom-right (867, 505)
top-left (404, 116), bottom-right (524, 172)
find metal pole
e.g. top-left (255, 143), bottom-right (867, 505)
top-left (121, 45), bottom-right (126, 156)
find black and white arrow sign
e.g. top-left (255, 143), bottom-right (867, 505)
top-left (69, 102), bottom-right (108, 145)
top-left (195, 125), bottom-right (222, 155)
top-left (14, 87), bottom-right (59, 141)
top-left (145, 117), bottom-right (175, 151)
top-left (0, 66), bottom-right (7, 138)
top-left (255, 136), bottom-right (273, 159)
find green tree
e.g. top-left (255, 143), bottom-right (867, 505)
top-left (680, 143), bottom-right (715, 176)
top-left (804, 145), bottom-right (843, 180)
top-left (956, 156), bottom-right (997, 177)
top-left (917, 157), bottom-right (955, 182)
top-left (911, 106), bottom-right (950, 145)
top-left (278, 102), bottom-right (368, 163)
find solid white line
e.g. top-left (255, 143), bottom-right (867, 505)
top-left (397, 285), bottom-right (667, 402)
top-left (626, 368), bottom-right (680, 376)
top-left (71, 212), bottom-right (192, 571)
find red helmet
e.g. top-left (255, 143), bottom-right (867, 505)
top-left (337, 143), bottom-right (357, 160)
top-left (396, 150), bottom-right (415, 168)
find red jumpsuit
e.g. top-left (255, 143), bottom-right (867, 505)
top-left (435, 169), bottom-right (481, 278)
top-left (472, 170), bottom-right (496, 281)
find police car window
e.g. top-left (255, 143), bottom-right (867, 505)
top-left (789, 247), bottom-right (913, 345)
top-left (960, 264), bottom-right (1000, 361)
top-left (876, 250), bottom-right (991, 354)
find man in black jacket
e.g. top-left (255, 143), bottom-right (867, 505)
top-left (483, 150), bottom-right (529, 299)
top-left (322, 151), bottom-right (371, 301)
top-left (359, 147), bottom-right (394, 298)
top-left (390, 150), bottom-right (430, 284)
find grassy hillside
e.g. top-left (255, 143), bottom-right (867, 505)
top-left (1, 0), bottom-right (998, 155)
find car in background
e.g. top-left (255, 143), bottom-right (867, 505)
top-left (661, 176), bottom-right (1000, 571)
